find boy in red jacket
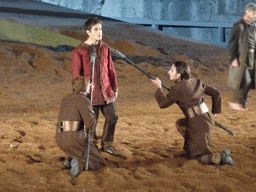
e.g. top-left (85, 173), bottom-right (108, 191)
top-left (72, 17), bottom-right (120, 156)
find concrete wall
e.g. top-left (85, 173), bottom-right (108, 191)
top-left (37, 0), bottom-right (105, 14)
top-left (37, 0), bottom-right (256, 45)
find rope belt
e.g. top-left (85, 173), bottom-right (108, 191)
top-left (56, 121), bottom-right (84, 132)
top-left (187, 102), bottom-right (209, 118)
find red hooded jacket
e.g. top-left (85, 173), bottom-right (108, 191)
top-left (71, 42), bottom-right (118, 105)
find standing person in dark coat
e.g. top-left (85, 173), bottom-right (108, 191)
top-left (228, 3), bottom-right (256, 111)
top-left (151, 61), bottom-right (234, 165)
top-left (72, 17), bottom-right (120, 156)
top-left (56, 76), bottom-right (106, 177)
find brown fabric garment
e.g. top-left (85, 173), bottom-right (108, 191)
top-left (56, 92), bottom-right (106, 165)
top-left (55, 131), bottom-right (106, 165)
top-left (155, 78), bottom-right (221, 159)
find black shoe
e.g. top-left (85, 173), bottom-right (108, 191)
top-left (70, 159), bottom-right (82, 177)
top-left (241, 101), bottom-right (249, 110)
top-left (101, 146), bottom-right (121, 157)
top-left (221, 149), bottom-right (234, 165)
top-left (63, 157), bottom-right (72, 169)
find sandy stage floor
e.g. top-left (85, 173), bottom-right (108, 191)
top-left (0, 18), bottom-right (256, 192)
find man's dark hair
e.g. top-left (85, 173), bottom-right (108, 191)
top-left (84, 17), bottom-right (102, 39)
top-left (72, 76), bottom-right (87, 93)
top-left (173, 61), bottom-right (191, 80)
top-left (246, 3), bottom-right (256, 12)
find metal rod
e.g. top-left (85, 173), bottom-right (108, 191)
top-left (215, 121), bottom-right (234, 135)
top-left (85, 43), bottom-right (97, 170)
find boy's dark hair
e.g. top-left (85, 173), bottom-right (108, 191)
top-left (174, 61), bottom-right (191, 80)
top-left (72, 76), bottom-right (87, 92)
top-left (84, 17), bottom-right (102, 39)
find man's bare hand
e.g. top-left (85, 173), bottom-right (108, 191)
top-left (231, 58), bottom-right (239, 68)
top-left (151, 77), bottom-right (162, 89)
top-left (86, 83), bottom-right (94, 94)
top-left (114, 92), bottom-right (118, 99)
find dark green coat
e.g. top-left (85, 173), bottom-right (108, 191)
top-left (228, 19), bottom-right (256, 90)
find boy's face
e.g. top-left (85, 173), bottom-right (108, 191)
top-left (168, 64), bottom-right (181, 81)
top-left (86, 23), bottom-right (102, 42)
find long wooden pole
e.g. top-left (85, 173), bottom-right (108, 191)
top-left (85, 43), bottom-right (97, 170)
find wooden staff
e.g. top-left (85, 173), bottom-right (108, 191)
top-left (85, 43), bottom-right (97, 170)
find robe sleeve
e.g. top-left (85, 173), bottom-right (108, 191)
top-left (204, 83), bottom-right (221, 114)
top-left (107, 48), bottom-right (118, 92)
top-left (77, 97), bottom-right (96, 130)
top-left (228, 22), bottom-right (241, 63)
top-left (155, 87), bottom-right (177, 109)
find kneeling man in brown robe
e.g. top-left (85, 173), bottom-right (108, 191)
top-left (56, 76), bottom-right (106, 177)
top-left (151, 61), bottom-right (234, 166)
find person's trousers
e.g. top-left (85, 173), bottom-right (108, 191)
top-left (232, 69), bottom-right (253, 107)
top-left (91, 102), bottom-right (118, 148)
